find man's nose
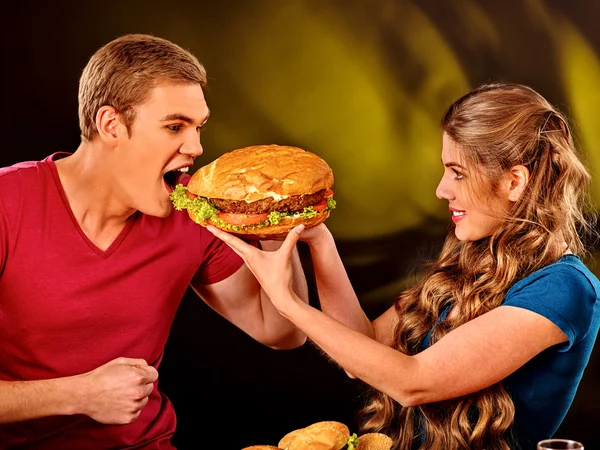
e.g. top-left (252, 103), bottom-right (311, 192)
top-left (181, 137), bottom-right (203, 159)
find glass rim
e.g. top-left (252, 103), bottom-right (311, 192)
top-left (538, 439), bottom-right (584, 446)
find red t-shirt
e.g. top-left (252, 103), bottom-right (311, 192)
top-left (0, 154), bottom-right (243, 448)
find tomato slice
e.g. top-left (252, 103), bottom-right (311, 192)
top-left (324, 189), bottom-right (334, 198)
top-left (313, 199), bottom-right (328, 213)
top-left (219, 212), bottom-right (269, 226)
top-left (186, 190), bottom-right (197, 200)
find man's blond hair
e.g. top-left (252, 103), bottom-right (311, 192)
top-left (78, 34), bottom-right (207, 141)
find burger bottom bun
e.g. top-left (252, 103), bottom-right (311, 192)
top-left (357, 433), bottom-right (394, 450)
top-left (241, 446), bottom-right (282, 450)
top-left (242, 445), bottom-right (281, 450)
top-left (189, 210), bottom-right (330, 240)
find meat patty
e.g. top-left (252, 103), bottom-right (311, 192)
top-left (210, 189), bottom-right (326, 214)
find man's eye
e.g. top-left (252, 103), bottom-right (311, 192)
top-left (167, 124), bottom-right (182, 132)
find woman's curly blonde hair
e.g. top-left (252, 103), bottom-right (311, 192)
top-left (359, 83), bottom-right (596, 450)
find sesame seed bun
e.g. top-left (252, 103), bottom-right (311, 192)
top-left (357, 433), bottom-right (394, 450)
top-left (278, 421), bottom-right (350, 450)
top-left (187, 144), bottom-right (334, 201)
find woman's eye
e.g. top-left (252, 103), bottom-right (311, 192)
top-left (452, 169), bottom-right (463, 180)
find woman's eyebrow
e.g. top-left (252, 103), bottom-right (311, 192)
top-left (443, 160), bottom-right (466, 169)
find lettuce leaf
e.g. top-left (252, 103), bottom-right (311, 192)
top-left (326, 196), bottom-right (336, 211)
top-left (346, 433), bottom-right (359, 450)
top-left (170, 184), bottom-right (218, 220)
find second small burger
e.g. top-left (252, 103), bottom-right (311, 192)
top-left (170, 144), bottom-right (335, 236)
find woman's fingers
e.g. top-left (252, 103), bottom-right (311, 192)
top-left (207, 224), bottom-right (304, 264)
top-left (280, 225), bottom-right (305, 256)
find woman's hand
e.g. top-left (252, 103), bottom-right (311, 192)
top-left (206, 224), bottom-right (305, 313)
top-left (295, 223), bottom-right (332, 249)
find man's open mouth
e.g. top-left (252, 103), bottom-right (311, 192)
top-left (163, 167), bottom-right (189, 190)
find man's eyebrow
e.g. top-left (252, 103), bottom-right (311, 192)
top-left (200, 110), bottom-right (210, 126)
top-left (160, 110), bottom-right (211, 126)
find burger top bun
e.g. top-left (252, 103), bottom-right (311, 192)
top-left (357, 433), bottom-right (394, 450)
top-left (278, 421), bottom-right (350, 450)
top-left (187, 144), bottom-right (334, 201)
top-left (277, 428), bottom-right (303, 449)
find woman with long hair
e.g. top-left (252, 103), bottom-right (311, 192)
top-left (207, 83), bottom-right (600, 449)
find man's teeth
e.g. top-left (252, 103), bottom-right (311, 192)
top-left (452, 211), bottom-right (466, 217)
top-left (176, 167), bottom-right (189, 173)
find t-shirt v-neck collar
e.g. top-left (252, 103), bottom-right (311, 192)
top-left (46, 153), bottom-right (138, 258)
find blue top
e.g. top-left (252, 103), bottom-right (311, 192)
top-left (424, 255), bottom-right (600, 449)
top-left (502, 255), bottom-right (600, 448)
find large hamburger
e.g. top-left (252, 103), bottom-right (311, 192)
top-left (170, 144), bottom-right (335, 236)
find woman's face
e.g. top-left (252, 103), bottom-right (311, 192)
top-left (436, 133), bottom-right (512, 242)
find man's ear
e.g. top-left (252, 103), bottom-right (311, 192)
top-left (506, 165), bottom-right (530, 202)
top-left (95, 106), bottom-right (125, 146)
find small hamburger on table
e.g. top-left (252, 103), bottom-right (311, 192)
top-left (170, 144), bottom-right (335, 237)
top-left (241, 420), bottom-right (393, 450)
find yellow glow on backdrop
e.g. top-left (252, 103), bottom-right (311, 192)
top-left (557, 22), bottom-right (600, 204)
top-left (101, 1), bottom-right (599, 244)
top-left (202, 1), bottom-right (469, 239)
top-left (524, 0), bottom-right (600, 203)
top-left (448, 0), bottom-right (501, 49)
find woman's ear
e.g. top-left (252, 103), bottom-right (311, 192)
top-left (95, 106), bottom-right (124, 147)
top-left (506, 165), bottom-right (530, 202)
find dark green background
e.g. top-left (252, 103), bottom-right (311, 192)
top-left (2, 1), bottom-right (598, 448)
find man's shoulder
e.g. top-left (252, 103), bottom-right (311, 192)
top-left (0, 160), bottom-right (42, 178)
top-left (0, 158), bottom-right (54, 209)
top-left (0, 153), bottom-right (63, 178)
top-left (0, 155), bottom-right (56, 183)
top-left (0, 161), bottom-right (42, 197)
